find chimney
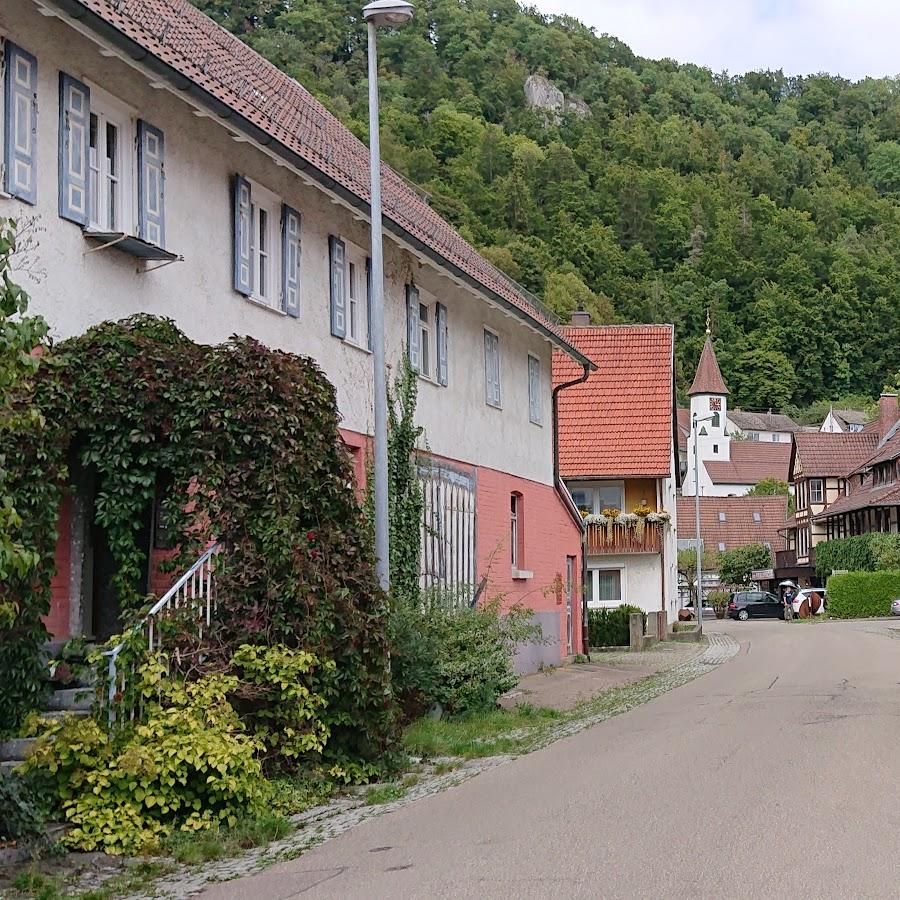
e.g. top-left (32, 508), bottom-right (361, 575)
top-left (570, 308), bottom-right (591, 327)
top-left (878, 392), bottom-right (899, 437)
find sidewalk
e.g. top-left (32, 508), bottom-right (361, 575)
top-left (499, 641), bottom-right (707, 712)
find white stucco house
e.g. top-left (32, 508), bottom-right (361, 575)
top-left (2, 0), bottom-right (594, 665)
top-left (553, 320), bottom-right (680, 626)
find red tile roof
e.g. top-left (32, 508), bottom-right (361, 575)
top-left (553, 325), bottom-right (675, 478)
top-left (58, 0), bottom-right (589, 364)
top-left (791, 432), bottom-right (878, 478)
top-left (688, 338), bottom-right (729, 396)
top-left (676, 496), bottom-right (789, 552)
top-left (676, 407), bottom-right (690, 452)
top-left (703, 441), bottom-right (792, 486)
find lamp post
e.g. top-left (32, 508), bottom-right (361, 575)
top-left (692, 412), bottom-right (715, 633)
top-left (362, 0), bottom-right (415, 590)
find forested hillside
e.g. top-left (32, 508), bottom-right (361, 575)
top-left (196, 0), bottom-right (900, 409)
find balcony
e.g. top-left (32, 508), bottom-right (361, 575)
top-left (775, 549), bottom-right (796, 570)
top-left (586, 523), bottom-right (662, 555)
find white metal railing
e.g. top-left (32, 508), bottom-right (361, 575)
top-left (103, 543), bottom-right (220, 726)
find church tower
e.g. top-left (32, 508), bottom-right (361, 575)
top-left (683, 325), bottom-right (730, 496)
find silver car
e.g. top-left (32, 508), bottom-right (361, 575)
top-left (892, 598), bottom-right (900, 616)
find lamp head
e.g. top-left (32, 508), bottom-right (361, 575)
top-left (363, 0), bottom-right (415, 26)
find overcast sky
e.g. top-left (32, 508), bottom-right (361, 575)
top-left (531, 1), bottom-right (900, 81)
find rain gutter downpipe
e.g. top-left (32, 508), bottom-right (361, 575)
top-left (552, 362), bottom-right (593, 660)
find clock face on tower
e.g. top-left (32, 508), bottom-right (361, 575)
top-left (709, 397), bottom-right (722, 411)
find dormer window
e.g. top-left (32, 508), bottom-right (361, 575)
top-left (718, 511), bottom-right (726, 522)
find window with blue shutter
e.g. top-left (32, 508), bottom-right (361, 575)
top-left (58, 73), bottom-right (90, 223)
top-left (137, 120), bottom-right (165, 247)
top-left (406, 285), bottom-right (421, 372)
top-left (528, 354), bottom-right (542, 424)
top-left (281, 204), bottom-right (301, 318)
top-left (436, 302), bottom-right (448, 387)
top-left (329, 235), bottom-right (346, 337)
top-left (3, 42), bottom-right (38, 204)
top-left (484, 329), bottom-right (501, 407)
top-left (365, 257), bottom-right (373, 350)
top-left (232, 175), bottom-right (252, 295)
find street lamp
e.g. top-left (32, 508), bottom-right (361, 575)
top-left (692, 412), bottom-right (715, 634)
top-left (363, 1), bottom-right (415, 590)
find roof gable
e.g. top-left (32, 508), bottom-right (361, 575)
top-left (792, 432), bottom-right (879, 478)
top-left (553, 325), bottom-right (675, 479)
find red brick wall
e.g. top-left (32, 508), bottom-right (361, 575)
top-left (475, 467), bottom-right (583, 659)
top-left (44, 494), bottom-right (72, 639)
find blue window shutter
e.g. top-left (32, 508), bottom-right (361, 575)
top-left (329, 235), bottom-right (346, 337)
top-left (281, 203), bottom-right (301, 318)
top-left (58, 73), bottom-right (90, 223)
top-left (436, 302), bottom-right (448, 387)
top-left (365, 257), bottom-right (372, 350)
top-left (232, 175), bottom-right (252, 295)
top-left (406, 284), bottom-right (420, 371)
top-left (3, 43), bottom-right (38, 204)
top-left (137, 120), bottom-right (165, 247)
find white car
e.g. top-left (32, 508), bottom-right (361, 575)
top-left (791, 588), bottom-right (827, 617)
top-left (891, 598), bottom-right (900, 616)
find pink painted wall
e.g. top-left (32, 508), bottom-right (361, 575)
top-left (475, 466), bottom-right (584, 659)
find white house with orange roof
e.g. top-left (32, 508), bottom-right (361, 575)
top-left (553, 316), bottom-right (680, 626)
top-left (2, 0), bottom-right (592, 666)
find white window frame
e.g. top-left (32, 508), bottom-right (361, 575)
top-left (568, 480), bottom-right (625, 515)
top-left (247, 181), bottom-right (281, 310)
top-left (344, 244), bottom-right (369, 348)
top-left (419, 299), bottom-right (433, 379)
top-left (510, 493), bottom-right (519, 569)
top-left (528, 353), bottom-right (542, 425)
top-left (85, 85), bottom-right (135, 234)
top-left (587, 566), bottom-right (624, 609)
top-left (484, 327), bottom-right (501, 408)
top-left (809, 479), bottom-right (824, 504)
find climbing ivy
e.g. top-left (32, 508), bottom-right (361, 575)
top-left (2, 315), bottom-right (396, 757)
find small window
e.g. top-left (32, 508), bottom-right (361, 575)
top-left (763, 541), bottom-right (772, 550)
top-left (747, 433), bottom-right (760, 441)
top-left (419, 303), bottom-right (431, 377)
top-left (809, 479), bottom-right (824, 504)
top-left (712, 444), bottom-right (719, 454)
top-left (87, 92), bottom-right (134, 233)
top-left (718, 542), bottom-right (726, 552)
top-left (771, 433), bottom-right (781, 441)
top-left (752, 511), bottom-right (761, 523)
top-left (570, 490), bottom-right (592, 516)
top-left (593, 569), bottom-right (622, 606)
top-left (718, 511), bottom-right (727, 522)
top-left (711, 412), bottom-right (720, 428)
top-left (528, 354), bottom-right (542, 425)
top-left (510, 493), bottom-right (522, 569)
top-left (484, 329), bottom-right (501, 408)
top-left (249, 193), bottom-right (280, 309)
top-left (348, 261), bottom-right (360, 343)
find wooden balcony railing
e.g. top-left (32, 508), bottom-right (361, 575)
top-left (585, 523), bottom-right (662, 555)
top-left (775, 549), bottom-right (796, 569)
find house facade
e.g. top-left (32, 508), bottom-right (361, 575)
top-left (820, 407), bottom-right (870, 433)
top-left (682, 337), bottom-right (792, 497)
top-left (782, 394), bottom-right (900, 584)
top-left (726, 410), bottom-right (800, 443)
top-left (4, 0), bottom-right (590, 665)
top-left (554, 322), bottom-right (680, 625)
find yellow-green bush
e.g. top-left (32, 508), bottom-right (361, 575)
top-left (25, 661), bottom-right (266, 855)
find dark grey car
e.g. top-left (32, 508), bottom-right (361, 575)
top-left (727, 590), bottom-right (784, 621)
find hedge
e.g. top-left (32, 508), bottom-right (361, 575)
top-left (826, 571), bottom-right (900, 618)
top-left (588, 605), bottom-right (644, 648)
top-left (815, 533), bottom-right (900, 578)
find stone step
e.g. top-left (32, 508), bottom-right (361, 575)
top-left (1, 759), bottom-right (22, 774)
top-left (46, 687), bottom-right (94, 712)
top-left (39, 708), bottom-right (90, 722)
top-left (0, 737), bottom-right (35, 762)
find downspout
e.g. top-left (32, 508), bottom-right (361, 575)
top-left (553, 363), bottom-right (592, 659)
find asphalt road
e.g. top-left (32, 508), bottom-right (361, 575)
top-left (206, 619), bottom-right (900, 899)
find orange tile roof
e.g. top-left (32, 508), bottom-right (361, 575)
top-left (56, 0), bottom-right (589, 365)
top-left (676, 407), bottom-right (690, 452)
top-left (791, 432), bottom-right (878, 478)
top-left (688, 337), bottom-right (729, 396)
top-left (703, 441), bottom-right (792, 485)
top-left (676, 495), bottom-right (789, 552)
top-left (553, 325), bottom-right (675, 478)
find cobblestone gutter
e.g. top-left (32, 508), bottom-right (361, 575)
top-left (136, 633), bottom-right (739, 899)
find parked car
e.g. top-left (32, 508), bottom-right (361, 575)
top-left (791, 588), bottom-right (827, 617)
top-left (891, 598), bottom-right (900, 616)
top-left (727, 591), bottom-right (784, 621)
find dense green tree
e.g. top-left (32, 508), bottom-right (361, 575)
top-left (192, 0), bottom-right (900, 410)
top-left (718, 544), bottom-right (773, 587)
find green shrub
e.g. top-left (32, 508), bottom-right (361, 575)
top-left (390, 597), bottom-right (540, 716)
top-left (229, 644), bottom-right (333, 767)
top-left (827, 570), bottom-right (900, 618)
top-left (0, 769), bottom-right (49, 851)
top-left (24, 660), bottom-right (266, 855)
top-left (588, 605), bottom-right (644, 648)
top-left (815, 533), bottom-right (900, 577)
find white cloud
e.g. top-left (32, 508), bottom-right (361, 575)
top-left (531, 0), bottom-right (900, 80)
